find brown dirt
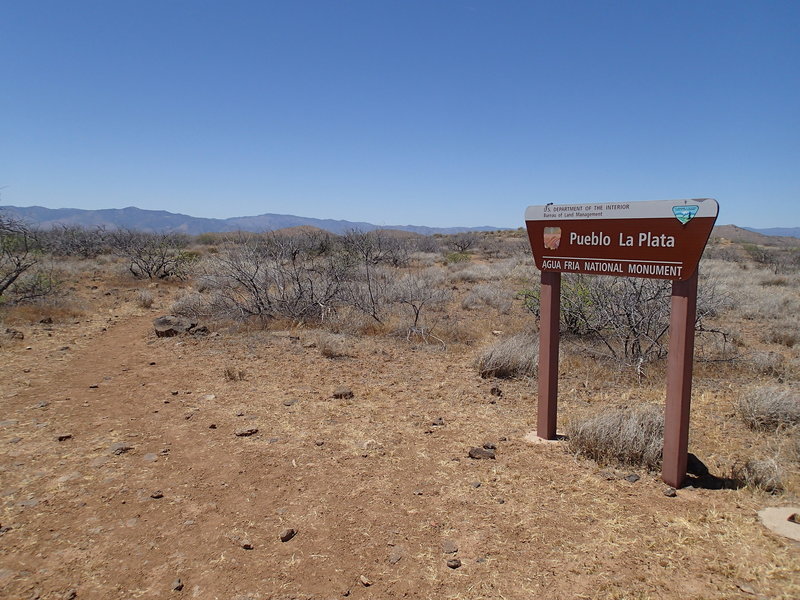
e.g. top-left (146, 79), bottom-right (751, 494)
top-left (1, 283), bottom-right (799, 600)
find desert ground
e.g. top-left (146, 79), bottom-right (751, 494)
top-left (1, 228), bottom-right (799, 599)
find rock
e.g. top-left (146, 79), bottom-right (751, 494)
top-left (153, 315), bottom-right (197, 338)
top-left (150, 490), bottom-right (164, 499)
top-left (36, 401), bottom-right (50, 408)
top-left (190, 326), bottom-right (209, 336)
top-left (664, 487), bottom-right (677, 497)
top-left (208, 424), bottom-right (217, 429)
top-left (490, 386), bottom-right (502, 397)
top-left (279, 528), bottom-right (297, 542)
top-left (234, 428), bottom-right (258, 437)
top-left (110, 442), bottom-right (134, 455)
top-left (388, 546), bottom-right (404, 564)
top-left (468, 447), bottom-right (495, 460)
top-left (143, 453), bottom-right (158, 462)
top-left (623, 474), bottom-right (640, 483)
top-left (482, 442), bottom-right (496, 450)
top-left (171, 578), bottom-right (184, 591)
top-left (333, 387), bottom-right (354, 399)
top-left (441, 539), bottom-right (458, 554)
top-left (431, 417), bottom-right (445, 427)
top-left (359, 575), bottom-right (372, 587)
top-left (283, 399), bottom-right (298, 406)
top-left (314, 440), bottom-right (325, 446)
top-left (447, 559), bottom-right (462, 569)
top-left (240, 539), bottom-right (253, 550)
top-left (57, 434), bottom-right (73, 442)
top-left (63, 589), bottom-right (77, 600)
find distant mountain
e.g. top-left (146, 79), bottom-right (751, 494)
top-left (744, 227), bottom-right (800, 239)
top-left (0, 205), bottom-right (501, 236)
top-left (711, 224), bottom-right (800, 247)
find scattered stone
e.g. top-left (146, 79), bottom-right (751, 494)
top-left (279, 528), bottom-right (297, 542)
top-left (202, 394), bottom-right (216, 401)
top-left (0, 525), bottom-right (11, 535)
top-left (57, 434), bottom-right (73, 442)
top-left (9, 437), bottom-right (21, 444)
top-left (490, 386), bottom-right (502, 397)
top-left (789, 513), bottom-right (800, 524)
top-left (283, 399), bottom-right (298, 407)
top-left (171, 391), bottom-right (179, 396)
top-left (171, 578), bottom-right (184, 591)
top-left (240, 539), bottom-right (253, 550)
top-left (475, 556), bottom-right (486, 563)
top-left (63, 589), bottom-right (77, 600)
top-left (88, 384), bottom-right (99, 389)
top-left (441, 540), bottom-right (458, 554)
top-left (332, 387), bottom-right (354, 399)
top-left (150, 490), bottom-right (164, 499)
top-left (314, 440), bottom-right (325, 446)
top-left (143, 453), bottom-right (158, 462)
top-left (413, 489), bottom-right (423, 496)
top-left (468, 447), bottom-right (495, 460)
top-left (496, 498), bottom-right (505, 504)
top-left (471, 481), bottom-right (481, 488)
top-left (431, 417), bottom-right (445, 427)
top-left (209, 424), bottom-right (217, 429)
top-left (110, 442), bottom-right (134, 455)
top-left (736, 583), bottom-right (756, 596)
top-left (446, 559), bottom-right (462, 569)
top-left (664, 487), bottom-right (677, 498)
top-left (623, 474), bottom-right (640, 483)
top-left (235, 428), bottom-right (258, 437)
top-left (388, 546), bottom-right (404, 564)
top-left (482, 442), bottom-right (496, 450)
top-left (149, 362), bottom-right (156, 366)
top-left (153, 315), bottom-right (197, 338)
top-left (359, 575), bottom-right (372, 587)
top-left (36, 401), bottom-right (50, 408)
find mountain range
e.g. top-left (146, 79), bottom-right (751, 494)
top-left (0, 205), bottom-right (500, 236)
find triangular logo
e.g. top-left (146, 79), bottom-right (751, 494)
top-left (672, 205), bottom-right (699, 225)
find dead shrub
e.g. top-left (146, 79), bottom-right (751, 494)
top-left (135, 289), bottom-right (154, 309)
top-left (737, 386), bottom-right (800, 431)
top-left (461, 284), bottom-right (512, 314)
top-left (731, 457), bottom-right (784, 493)
top-left (475, 331), bottom-right (538, 378)
top-left (566, 404), bottom-right (664, 471)
top-left (170, 291), bottom-right (210, 320)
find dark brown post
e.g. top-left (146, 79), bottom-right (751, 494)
top-left (662, 270), bottom-right (699, 488)
top-left (537, 270), bottom-right (561, 439)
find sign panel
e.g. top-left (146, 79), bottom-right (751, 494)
top-left (524, 198), bottom-right (719, 280)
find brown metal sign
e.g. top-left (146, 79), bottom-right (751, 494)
top-left (525, 198), bottom-right (719, 280)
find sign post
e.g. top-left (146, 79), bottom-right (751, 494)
top-left (524, 199), bottom-right (718, 487)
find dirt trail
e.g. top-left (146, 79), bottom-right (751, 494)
top-left (2, 309), bottom-right (798, 599)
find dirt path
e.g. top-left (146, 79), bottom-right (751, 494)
top-left (2, 309), bottom-right (798, 599)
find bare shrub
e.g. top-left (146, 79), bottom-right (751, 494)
top-left (170, 291), bottom-right (209, 319)
top-left (737, 386), bottom-right (800, 431)
top-left (762, 325), bottom-right (799, 348)
top-left (566, 404), bottom-right (664, 470)
top-left (390, 269), bottom-right (450, 329)
top-left (731, 457), bottom-right (784, 493)
top-left (135, 289), bottom-right (154, 309)
top-left (476, 331), bottom-right (538, 378)
top-left (461, 284), bottom-right (512, 314)
top-left (110, 230), bottom-right (196, 279)
top-left (316, 332), bottom-right (350, 358)
top-left (1, 213), bottom-right (61, 304)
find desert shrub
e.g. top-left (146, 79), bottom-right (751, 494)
top-left (445, 251), bottom-right (470, 264)
top-left (476, 331), bottom-right (538, 378)
top-left (461, 284), bottom-right (512, 314)
top-left (223, 366), bottom-right (247, 381)
top-left (762, 325), bottom-right (799, 348)
top-left (731, 457), bottom-right (784, 493)
top-left (0, 213), bottom-right (62, 305)
top-left (39, 225), bottom-right (109, 258)
top-left (390, 269), bottom-right (450, 329)
top-left (109, 230), bottom-right (196, 279)
top-left (170, 291), bottom-right (210, 320)
top-left (737, 386), bottom-right (800, 431)
top-left (446, 232), bottom-right (479, 253)
top-left (748, 351), bottom-right (786, 377)
top-left (135, 289), bottom-right (154, 309)
top-left (566, 404), bottom-right (664, 470)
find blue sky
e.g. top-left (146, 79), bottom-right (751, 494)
top-left (2, 1), bottom-right (798, 228)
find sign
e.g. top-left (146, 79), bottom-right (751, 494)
top-left (524, 198), bottom-right (719, 489)
top-left (524, 198), bottom-right (719, 280)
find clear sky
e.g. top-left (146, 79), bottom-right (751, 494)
top-left (2, 1), bottom-right (798, 228)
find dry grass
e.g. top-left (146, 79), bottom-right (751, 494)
top-left (134, 289), bottom-right (154, 309)
top-left (223, 365), bottom-right (247, 381)
top-left (731, 457), bottom-right (784, 493)
top-left (737, 386), bottom-right (800, 430)
top-left (566, 404), bottom-right (664, 471)
top-left (315, 331), bottom-right (350, 358)
top-left (475, 330), bottom-right (538, 378)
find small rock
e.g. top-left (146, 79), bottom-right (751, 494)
top-left (471, 481), bottom-right (481, 488)
top-left (279, 528), bottom-right (297, 542)
top-left (110, 442), bottom-right (134, 455)
top-left (202, 394), bottom-right (216, 401)
top-left (623, 474), bottom-right (640, 483)
top-left (359, 575), bottom-right (372, 587)
top-left (441, 539), bottom-right (458, 554)
top-left (208, 424), bottom-right (217, 429)
top-left (482, 442), bottom-right (496, 450)
top-left (9, 437), bottom-right (21, 444)
top-left (150, 490), bottom-right (164, 499)
top-left (664, 487), bottom-right (677, 498)
top-left (63, 589), bottom-right (77, 600)
top-left (234, 428), bottom-right (258, 437)
top-left (314, 439), bottom-right (324, 446)
top-left (788, 513), bottom-right (800, 524)
top-left (431, 417), bottom-right (445, 427)
top-left (153, 315), bottom-right (196, 338)
top-left (413, 489), bottom-right (423, 495)
top-left (333, 387), bottom-right (354, 399)
top-left (446, 559), bottom-right (462, 569)
top-left (36, 401), bottom-right (50, 408)
top-left (490, 386), bottom-right (502, 397)
top-left (388, 546), bottom-right (404, 564)
top-left (57, 434), bottom-right (73, 442)
top-left (468, 447), bottom-right (495, 460)
top-left (88, 384), bottom-right (99, 389)
top-left (240, 539), bottom-right (253, 550)
top-left (171, 578), bottom-right (184, 591)
top-left (283, 399), bottom-right (298, 407)
top-left (143, 453), bottom-right (158, 462)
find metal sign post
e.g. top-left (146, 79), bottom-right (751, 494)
top-left (524, 199), bottom-right (718, 488)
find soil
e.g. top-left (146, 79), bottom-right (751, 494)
top-left (1, 282), bottom-right (798, 600)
